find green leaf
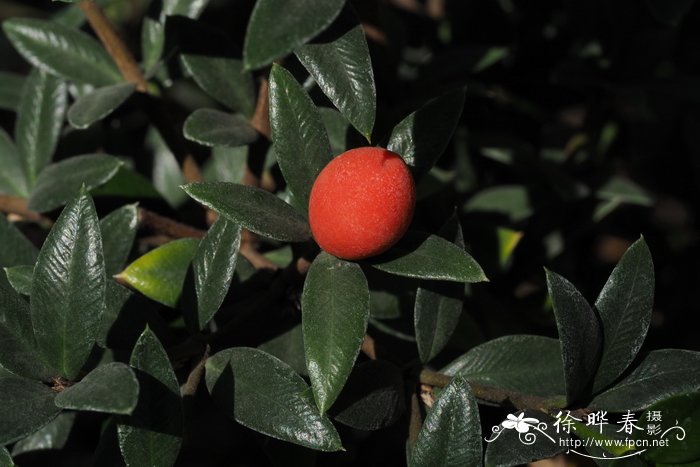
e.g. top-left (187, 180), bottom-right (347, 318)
top-left (117, 238), bottom-right (199, 308)
top-left (97, 281), bottom-right (134, 349)
top-left (183, 109), bottom-right (258, 148)
top-left (93, 165), bottom-right (162, 200)
top-left (2, 18), bottom-right (121, 86)
top-left (0, 377), bottom-right (61, 445)
top-left (100, 204), bottom-right (139, 276)
top-left (203, 146), bottom-right (247, 183)
top-left (409, 376), bottom-right (482, 467)
top-left (259, 325), bottom-right (308, 376)
top-left (302, 252), bottom-right (370, 413)
top-left (0, 446), bottom-right (13, 467)
top-left (319, 107), bottom-right (352, 156)
top-left (141, 17), bottom-right (164, 74)
top-left (387, 87), bottom-right (465, 177)
top-left (147, 128), bottom-right (188, 208)
top-left (441, 335), bottom-right (566, 399)
top-left (592, 238), bottom-right (655, 394)
top-left (269, 63), bottom-right (332, 210)
top-left (15, 69), bottom-right (67, 186)
top-left (545, 269), bottom-right (602, 404)
top-left (0, 128), bottom-right (27, 197)
top-left (641, 392), bottom-right (700, 464)
top-left (4, 265), bottom-right (33, 296)
top-left (0, 284), bottom-right (53, 380)
top-left (181, 54), bottom-right (255, 117)
top-left (243, 0), bottom-right (347, 70)
top-left (182, 182), bottom-right (311, 242)
top-left (55, 362), bottom-right (139, 414)
top-left (28, 154), bottom-right (124, 212)
top-left (370, 231), bottom-right (487, 283)
top-left (591, 350), bottom-right (700, 412)
top-left (415, 214), bottom-right (465, 363)
top-left (597, 177), bottom-right (653, 207)
top-left (0, 71), bottom-right (23, 111)
top-left (163, 0), bottom-right (210, 17)
top-left (67, 83), bottom-right (136, 129)
top-left (464, 185), bottom-right (533, 222)
top-left (0, 215), bottom-right (38, 268)
top-left (118, 327), bottom-right (183, 467)
top-left (192, 218), bottom-right (241, 330)
top-left (205, 347), bottom-right (343, 451)
top-left (11, 412), bottom-right (75, 456)
top-left (295, 22), bottom-right (375, 140)
top-left (31, 189), bottom-right (105, 380)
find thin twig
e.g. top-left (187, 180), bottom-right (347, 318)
top-left (361, 334), bottom-right (377, 359)
top-left (408, 392), bottom-right (423, 450)
top-left (0, 195), bottom-right (52, 226)
top-left (249, 76), bottom-right (271, 139)
top-left (181, 344), bottom-right (211, 397)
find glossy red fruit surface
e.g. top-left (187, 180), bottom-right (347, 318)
top-left (308, 147), bottom-right (416, 260)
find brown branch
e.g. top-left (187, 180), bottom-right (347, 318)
top-left (249, 77), bottom-right (271, 139)
top-left (361, 334), bottom-right (377, 360)
top-left (79, 1), bottom-right (149, 92)
top-left (181, 344), bottom-right (211, 397)
top-left (408, 393), bottom-right (423, 450)
top-left (0, 195), bottom-right (52, 226)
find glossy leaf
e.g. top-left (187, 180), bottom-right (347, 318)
top-left (31, 189), bottom-right (105, 380)
top-left (183, 109), bottom-right (258, 148)
top-left (182, 182), bottom-right (311, 242)
top-left (163, 0), bottom-right (209, 17)
top-left (141, 17), bottom-right (164, 73)
top-left (0, 284), bottom-right (52, 380)
top-left (269, 63), bottom-right (332, 209)
top-left (4, 265), bottom-right (33, 296)
top-left (205, 347), bottom-right (343, 451)
top-left (302, 252), bottom-right (370, 412)
top-left (117, 238), bottom-right (199, 308)
top-left (203, 146), bottom-right (247, 183)
top-left (442, 335), bottom-right (566, 399)
top-left (193, 218), bottom-right (241, 330)
top-left (0, 215), bottom-right (38, 268)
top-left (28, 154), bottom-right (123, 212)
top-left (410, 376), bottom-right (482, 467)
top-left (181, 54), bottom-right (255, 116)
top-left (641, 392), bottom-right (700, 463)
top-left (319, 107), bottom-right (352, 156)
top-left (387, 88), bottom-right (465, 177)
top-left (2, 18), bottom-right (121, 86)
top-left (259, 325), bottom-right (308, 376)
top-left (148, 128), bottom-right (187, 208)
top-left (296, 23), bottom-right (375, 140)
top-left (11, 412), bottom-right (75, 456)
top-left (100, 204), bottom-right (138, 276)
top-left (15, 69), bottom-right (67, 186)
top-left (370, 231), bottom-right (487, 283)
top-left (590, 349), bottom-right (700, 412)
top-left (0, 377), bottom-right (61, 445)
top-left (0, 447), bottom-right (13, 466)
top-left (0, 71), bottom-right (23, 111)
top-left (0, 128), bottom-right (27, 197)
top-left (592, 238), bottom-right (654, 394)
top-left (243, 0), bottom-right (347, 70)
top-left (415, 214), bottom-right (465, 363)
top-left (118, 327), bottom-right (183, 467)
top-left (546, 269), bottom-right (602, 404)
top-left (55, 362), bottom-right (139, 414)
top-left (67, 83), bottom-right (136, 129)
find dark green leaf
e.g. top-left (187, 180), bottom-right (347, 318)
top-left (0, 71), bottom-right (23, 111)
top-left (442, 335), bottom-right (566, 400)
top-left (0, 215), bottom-right (38, 268)
top-left (0, 128), bottom-right (27, 197)
top-left (592, 238), bottom-right (654, 394)
top-left (193, 218), bottom-right (241, 330)
top-left (67, 83), bottom-right (136, 129)
top-left (31, 189), bottom-right (105, 380)
top-left (183, 109), bottom-right (258, 149)
top-left (181, 54), bottom-right (255, 116)
top-left (415, 214), bottom-right (465, 363)
top-left (410, 376), bottom-right (482, 467)
top-left (148, 128), bottom-right (187, 207)
top-left (387, 88), bottom-right (465, 177)
top-left (182, 182), bottom-right (311, 242)
top-left (302, 252), bottom-right (370, 413)
top-left (92, 165), bottom-right (162, 200)
top-left (118, 327), bottom-right (183, 467)
top-left (4, 265), bottom-right (33, 296)
top-left (296, 23), bottom-right (375, 140)
top-left (205, 347), bottom-right (343, 451)
top-left (370, 231), bottom-right (487, 283)
top-left (319, 107), bottom-right (352, 156)
top-left (259, 325), bottom-right (308, 376)
top-left (0, 284), bottom-right (53, 380)
top-left (15, 69), bottom-right (67, 186)
top-left (2, 18), bottom-right (121, 86)
top-left (97, 281), bottom-right (134, 349)
top-left (641, 392), bottom-right (700, 464)
top-left (464, 185), bottom-right (533, 222)
top-left (0, 446), bottom-right (13, 466)
top-left (243, 0), bottom-right (347, 70)
top-left (591, 350), bottom-right (700, 412)
top-left (141, 17), bottom-right (164, 73)
top-left (55, 362), bottom-right (138, 414)
top-left (203, 146), bottom-right (247, 183)
top-left (28, 154), bottom-right (123, 213)
top-left (646, 0), bottom-right (696, 26)
top-left (269, 63), bottom-right (332, 210)
top-left (116, 238), bottom-right (199, 308)
top-left (11, 412), bottom-right (75, 456)
top-left (100, 204), bottom-right (138, 276)
top-left (546, 269), bottom-right (602, 404)
top-left (0, 377), bottom-right (61, 445)
top-left (163, 0), bottom-right (209, 17)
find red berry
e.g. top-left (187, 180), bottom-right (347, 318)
top-left (308, 147), bottom-right (416, 260)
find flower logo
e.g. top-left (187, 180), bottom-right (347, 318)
top-left (501, 413), bottom-right (540, 433)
